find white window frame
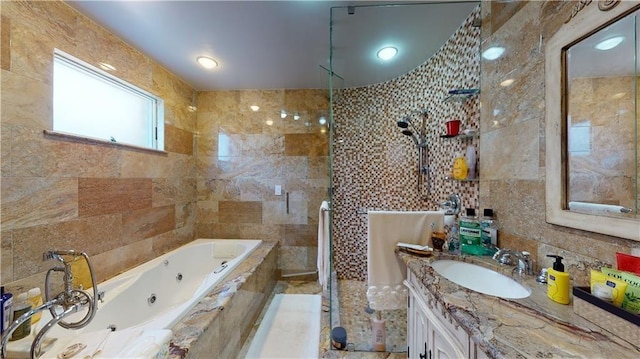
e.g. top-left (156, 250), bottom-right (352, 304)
top-left (53, 49), bottom-right (164, 151)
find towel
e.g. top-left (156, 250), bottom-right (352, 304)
top-left (317, 200), bottom-right (330, 293)
top-left (42, 328), bottom-right (172, 359)
top-left (366, 211), bottom-right (443, 310)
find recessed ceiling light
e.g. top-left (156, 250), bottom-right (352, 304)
top-left (197, 56), bottom-right (218, 69)
top-left (318, 116), bottom-right (327, 125)
top-left (265, 119), bottom-right (274, 126)
top-left (99, 62), bottom-right (116, 71)
top-left (250, 105), bottom-right (260, 112)
top-left (612, 92), bottom-right (626, 99)
top-left (482, 46), bottom-right (505, 60)
top-left (280, 110), bottom-right (287, 119)
top-left (500, 78), bottom-right (515, 87)
top-left (187, 105), bottom-right (197, 112)
top-left (293, 113), bottom-right (300, 121)
top-left (594, 36), bottom-right (625, 50)
top-left (377, 46), bottom-right (398, 61)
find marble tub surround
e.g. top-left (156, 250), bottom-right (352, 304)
top-left (169, 240), bottom-right (277, 359)
top-left (398, 250), bottom-right (640, 358)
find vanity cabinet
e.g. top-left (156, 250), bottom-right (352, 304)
top-left (405, 270), bottom-right (487, 359)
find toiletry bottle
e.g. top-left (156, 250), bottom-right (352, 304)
top-left (27, 288), bottom-right (43, 323)
top-left (1, 287), bottom-right (13, 335)
top-left (480, 208), bottom-right (498, 247)
top-left (9, 292), bottom-right (31, 341)
top-left (452, 153), bottom-right (468, 180)
top-left (460, 208), bottom-right (482, 255)
top-left (371, 312), bottom-right (386, 352)
top-left (547, 255), bottom-right (570, 305)
top-left (465, 145), bottom-right (476, 180)
top-left (447, 224), bottom-right (460, 255)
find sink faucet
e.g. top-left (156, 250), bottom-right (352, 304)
top-left (1, 250), bottom-right (99, 359)
top-left (493, 248), bottom-right (535, 276)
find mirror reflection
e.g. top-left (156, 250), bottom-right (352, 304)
top-left (565, 9), bottom-right (639, 219)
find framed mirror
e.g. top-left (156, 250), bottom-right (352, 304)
top-left (546, 0), bottom-right (640, 241)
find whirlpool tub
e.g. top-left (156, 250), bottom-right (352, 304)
top-left (9, 239), bottom-right (263, 358)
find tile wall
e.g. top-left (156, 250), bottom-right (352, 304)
top-left (194, 90), bottom-right (329, 275)
top-left (332, 7), bottom-right (481, 280)
top-left (0, 1), bottom-right (197, 289)
top-left (480, 1), bottom-right (639, 286)
top-left (0, 1), bottom-right (331, 291)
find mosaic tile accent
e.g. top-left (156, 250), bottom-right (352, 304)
top-left (332, 6), bottom-right (481, 280)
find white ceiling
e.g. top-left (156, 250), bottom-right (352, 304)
top-left (67, 1), bottom-right (479, 91)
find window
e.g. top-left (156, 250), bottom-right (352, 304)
top-left (53, 49), bottom-right (164, 150)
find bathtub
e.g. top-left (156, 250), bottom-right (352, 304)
top-left (8, 239), bottom-right (262, 358)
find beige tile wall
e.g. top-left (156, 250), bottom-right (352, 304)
top-left (195, 89), bottom-right (330, 275)
top-left (480, 1), bottom-right (639, 286)
top-left (0, 1), bottom-right (197, 290)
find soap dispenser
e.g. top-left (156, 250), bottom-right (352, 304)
top-left (546, 255), bottom-right (570, 304)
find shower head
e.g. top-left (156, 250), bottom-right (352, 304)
top-left (397, 118), bottom-right (409, 128)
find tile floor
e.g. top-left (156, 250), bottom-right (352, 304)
top-left (237, 280), bottom-right (406, 359)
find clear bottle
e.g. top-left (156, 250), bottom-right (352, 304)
top-left (447, 224), bottom-right (460, 254)
top-left (480, 208), bottom-right (497, 247)
top-left (27, 288), bottom-right (43, 324)
top-left (465, 145), bottom-right (476, 180)
top-left (9, 292), bottom-right (31, 341)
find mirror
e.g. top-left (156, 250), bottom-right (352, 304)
top-left (546, 1), bottom-right (640, 240)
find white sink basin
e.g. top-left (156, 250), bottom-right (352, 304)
top-left (430, 260), bottom-right (531, 299)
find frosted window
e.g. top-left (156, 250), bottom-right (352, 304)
top-left (53, 50), bottom-right (163, 150)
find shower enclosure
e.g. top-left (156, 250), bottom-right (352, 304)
top-left (327, 1), bottom-right (481, 353)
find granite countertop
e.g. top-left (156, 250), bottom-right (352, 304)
top-left (397, 250), bottom-right (640, 358)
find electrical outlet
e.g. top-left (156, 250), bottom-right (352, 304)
top-left (275, 185), bottom-right (282, 196)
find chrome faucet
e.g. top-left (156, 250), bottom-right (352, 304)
top-left (493, 248), bottom-right (535, 276)
top-left (1, 250), bottom-right (99, 359)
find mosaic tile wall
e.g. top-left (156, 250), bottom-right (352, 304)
top-left (332, 7), bottom-right (481, 280)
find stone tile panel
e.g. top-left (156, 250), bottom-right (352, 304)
top-left (218, 201), bottom-right (262, 224)
top-left (121, 205), bottom-right (176, 244)
top-left (164, 124), bottom-right (194, 155)
top-left (79, 177), bottom-right (152, 217)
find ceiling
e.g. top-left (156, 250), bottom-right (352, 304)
top-left (67, 1), bottom-right (479, 91)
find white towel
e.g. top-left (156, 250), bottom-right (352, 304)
top-left (317, 200), bottom-right (330, 293)
top-left (367, 211), bottom-right (443, 310)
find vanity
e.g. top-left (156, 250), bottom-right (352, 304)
top-left (399, 250), bottom-right (640, 358)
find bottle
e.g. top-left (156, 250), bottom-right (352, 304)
top-left (480, 209), bottom-right (498, 247)
top-left (447, 224), bottom-right (460, 254)
top-left (371, 312), bottom-right (386, 352)
top-left (459, 208), bottom-right (482, 255)
top-left (27, 288), bottom-right (43, 324)
top-left (452, 153), bottom-right (468, 180)
top-left (1, 287), bottom-right (13, 334)
top-left (9, 292), bottom-right (31, 341)
top-left (547, 255), bottom-right (570, 305)
top-left (465, 145), bottom-right (476, 180)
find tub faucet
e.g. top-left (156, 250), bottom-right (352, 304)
top-left (1, 250), bottom-right (99, 359)
top-left (493, 248), bottom-right (534, 276)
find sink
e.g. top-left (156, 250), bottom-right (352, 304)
top-left (430, 260), bottom-right (531, 299)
